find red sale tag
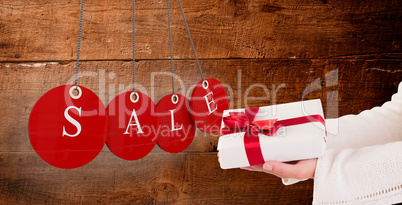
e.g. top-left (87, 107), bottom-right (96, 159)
top-left (156, 93), bottom-right (196, 153)
top-left (107, 91), bottom-right (158, 160)
top-left (28, 85), bottom-right (107, 169)
top-left (190, 78), bottom-right (229, 134)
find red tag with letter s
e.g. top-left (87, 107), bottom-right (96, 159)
top-left (28, 85), bottom-right (107, 169)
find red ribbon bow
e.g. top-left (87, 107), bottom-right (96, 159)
top-left (221, 107), bottom-right (325, 166)
top-left (221, 107), bottom-right (279, 136)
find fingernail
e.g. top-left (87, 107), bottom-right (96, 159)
top-left (263, 164), bottom-right (273, 171)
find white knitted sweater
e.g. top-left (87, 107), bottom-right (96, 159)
top-left (286, 82), bottom-right (402, 204)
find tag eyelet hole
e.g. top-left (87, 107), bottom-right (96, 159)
top-left (69, 86), bottom-right (82, 99)
top-left (171, 94), bottom-right (179, 104)
top-left (130, 91), bottom-right (139, 103)
top-left (202, 80), bottom-right (209, 89)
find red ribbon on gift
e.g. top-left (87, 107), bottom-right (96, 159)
top-left (221, 107), bottom-right (326, 166)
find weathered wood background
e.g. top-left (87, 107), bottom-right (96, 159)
top-left (1, 0), bottom-right (401, 204)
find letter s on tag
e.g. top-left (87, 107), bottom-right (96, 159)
top-left (62, 106), bottom-right (82, 137)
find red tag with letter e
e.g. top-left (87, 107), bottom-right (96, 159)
top-left (156, 94), bottom-right (195, 153)
top-left (28, 85), bottom-right (107, 169)
top-left (190, 78), bottom-right (229, 133)
top-left (107, 91), bottom-right (158, 160)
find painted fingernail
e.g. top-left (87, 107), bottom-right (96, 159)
top-left (263, 164), bottom-right (273, 171)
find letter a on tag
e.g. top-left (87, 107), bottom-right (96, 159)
top-left (107, 91), bottom-right (158, 160)
top-left (29, 85), bottom-right (107, 169)
top-left (123, 109), bottom-right (144, 135)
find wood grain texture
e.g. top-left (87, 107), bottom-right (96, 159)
top-left (0, 152), bottom-right (314, 204)
top-left (0, 0), bottom-right (401, 61)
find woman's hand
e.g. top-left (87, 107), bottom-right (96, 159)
top-left (217, 152), bottom-right (317, 179)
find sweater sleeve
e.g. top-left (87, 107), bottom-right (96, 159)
top-left (312, 82), bottom-right (402, 204)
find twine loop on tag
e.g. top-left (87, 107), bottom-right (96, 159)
top-left (202, 80), bottom-right (209, 89)
top-left (130, 91), bottom-right (139, 103)
top-left (69, 86), bottom-right (82, 99)
top-left (171, 94), bottom-right (179, 104)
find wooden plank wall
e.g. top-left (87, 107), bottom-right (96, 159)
top-left (1, 0), bottom-right (401, 204)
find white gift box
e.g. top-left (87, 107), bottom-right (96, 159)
top-left (217, 99), bottom-right (326, 169)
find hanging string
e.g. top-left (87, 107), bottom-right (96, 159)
top-left (167, 0), bottom-right (175, 93)
top-left (177, 0), bottom-right (204, 80)
top-left (132, 0), bottom-right (136, 91)
top-left (75, 0), bottom-right (85, 87)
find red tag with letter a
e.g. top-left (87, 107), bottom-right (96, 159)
top-left (107, 91), bottom-right (158, 160)
top-left (190, 78), bottom-right (229, 134)
top-left (156, 94), bottom-right (195, 153)
top-left (28, 85), bottom-right (107, 169)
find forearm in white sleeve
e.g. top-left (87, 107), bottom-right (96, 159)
top-left (325, 82), bottom-right (402, 151)
top-left (313, 82), bottom-right (402, 204)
